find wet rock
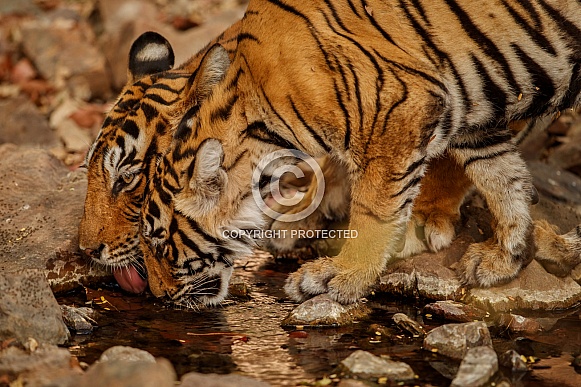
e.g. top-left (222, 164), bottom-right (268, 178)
top-left (0, 269), bottom-right (69, 345)
top-left (429, 360), bottom-right (460, 380)
top-left (423, 321), bottom-right (492, 360)
top-left (181, 372), bottom-right (271, 387)
top-left (450, 346), bottom-right (498, 387)
top-left (339, 350), bottom-right (415, 381)
top-left (496, 313), bottom-right (542, 335)
top-left (78, 357), bottom-right (176, 387)
top-left (0, 145), bottom-right (111, 293)
top-left (466, 260), bottom-right (581, 312)
top-left (0, 343), bottom-right (82, 386)
top-left (0, 96), bottom-right (58, 148)
top-left (19, 13), bottom-right (111, 99)
top-left (98, 346), bottom-right (156, 363)
top-left (281, 294), bottom-right (371, 327)
top-left (499, 350), bottom-right (528, 372)
top-left (61, 305), bottom-right (97, 334)
top-left (423, 300), bottom-right (488, 323)
top-left (392, 313), bottom-right (426, 337)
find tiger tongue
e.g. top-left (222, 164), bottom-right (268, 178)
top-left (113, 266), bottom-right (148, 294)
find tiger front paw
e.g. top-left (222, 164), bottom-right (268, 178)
top-left (284, 257), bottom-right (370, 304)
top-left (424, 212), bottom-right (456, 252)
top-left (456, 241), bottom-right (526, 287)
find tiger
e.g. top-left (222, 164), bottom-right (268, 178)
top-left (78, 24), bottom-right (241, 295)
top-left (138, 0), bottom-right (581, 306)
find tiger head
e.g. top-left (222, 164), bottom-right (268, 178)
top-left (79, 32), bottom-right (208, 292)
top-left (139, 44), bottom-right (278, 307)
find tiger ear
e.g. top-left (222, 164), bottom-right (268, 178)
top-left (190, 139), bottom-right (227, 206)
top-left (128, 31), bottom-right (175, 83)
top-left (185, 44), bottom-right (230, 104)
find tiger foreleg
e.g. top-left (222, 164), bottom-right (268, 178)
top-left (450, 137), bottom-right (536, 287)
top-left (534, 220), bottom-right (581, 277)
top-left (284, 158), bottom-right (419, 304)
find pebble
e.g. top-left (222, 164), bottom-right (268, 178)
top-left (499, 349), bottom-right (528, 372)
top-left (450, 346), bottom-right (498, 387)
top-left (423, 300), bottom-right (488, 323)
top-left (423, 321), bottom-right (492, 360)
top-left (339, 350), bottom-right (415, 381)
top-left (392, 312), bottom-right (426, 337)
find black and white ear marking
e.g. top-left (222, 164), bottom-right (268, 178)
top-left (128, 31), bottom-right (175, 83)
top-left (186, 44), bottom-right (231, 104)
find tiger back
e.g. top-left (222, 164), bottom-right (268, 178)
top-left (78, 24), bottom-right (240, 293)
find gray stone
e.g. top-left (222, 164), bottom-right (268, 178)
top-left (466, 260), bottom-right (581, 312)
top-left (339, 350), bottom-right (415, 381)
top-left (0, 145), bottom-right (111, 293)
top-left (282, 293), bottom-right (370, 327)
top-left (529, 161), bottom-right (581, 205)
top-left (78, 357), bottom-right (176, 387)
top-left (0, 269), bottom-right (69, 345)
top-left (450, 346), bottom-right (498, 387)
top-left (423, 301), bottom-right (488, 323)
top-left (61, 305), bottom-right (97, 334)
top-left (181, 372), bottom-right (271, 387)
top-left (0, 343), bottom-right (82, 387)
top-left (0, 96), bottom-right (58, 148)
top-left (392, 313), bottom-right (426, 337)
top-left (98, 346), bottom-right (156, 364)
top-left (423, 321), bottom-right (492, 360)
top-left (499, 350), bottom-right (528, 373)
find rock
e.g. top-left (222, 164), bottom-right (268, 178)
top-left (572, 354), bottom-right (581, 371)
top-left (499, 350), bottom-right (528, 372)
top-left (181, 372), bottom-right (271, 387)
top-left (336, 380), bottom-right (369, 387)
top-left (60, 305), bottom-right (97, 334)
top-left (392, 313), bottom-right (426, 337)
top-left (423, 321), bottom-right (492, 360)
top-left (466, 260), bottom-right (581, 312)
top-left (450, 346), bottom-right (498, 387)
top-left (529, 161), bottom-right (581, 205)
top-left (77, 357), bottom-right (176, 387)
top-left (0, 343), bottom-right (82, 386)
top-left (98, 346), bottom-right (156, 363)
top-left (0, 269), bottom-right (69, 345)
top-left (19, 13), bottom-right (111, 99)
top-left (339, 350), bottom-right (415, 381)
top-left (0, 96), bottom-right (58, 148)
top-left (0, 145), bottom-right (111, 293)
top-left (496, 313), bottom-right (542, 335)
top-left (423, 300), bottom-right (488, 323)
top-left (50, 98), bottom-right (95, 153)
top-left (281, 294), bottom-right (371, 327)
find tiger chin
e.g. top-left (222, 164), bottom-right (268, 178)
top-left (140, 0), bottom-right (581, 306)
top-left (78, 24), bottom-right (241, 299)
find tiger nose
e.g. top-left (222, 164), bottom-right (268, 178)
top-left (82, 245), bottom-right (104, 259)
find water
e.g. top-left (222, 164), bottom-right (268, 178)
top-left (59, 252), bottom-right (581, 386)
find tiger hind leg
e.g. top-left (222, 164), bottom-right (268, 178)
top-left (396, 153), bottom-right (473, 258)
top-left (450, 131), bottom-right (537, 287)
top-left (534, 220), bottom-right (581, 276)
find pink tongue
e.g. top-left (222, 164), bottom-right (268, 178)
top-left (113, 266), bottom-right (148, 294)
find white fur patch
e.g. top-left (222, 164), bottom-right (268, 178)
top-left (136, 43), bottom-right (170, 62)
